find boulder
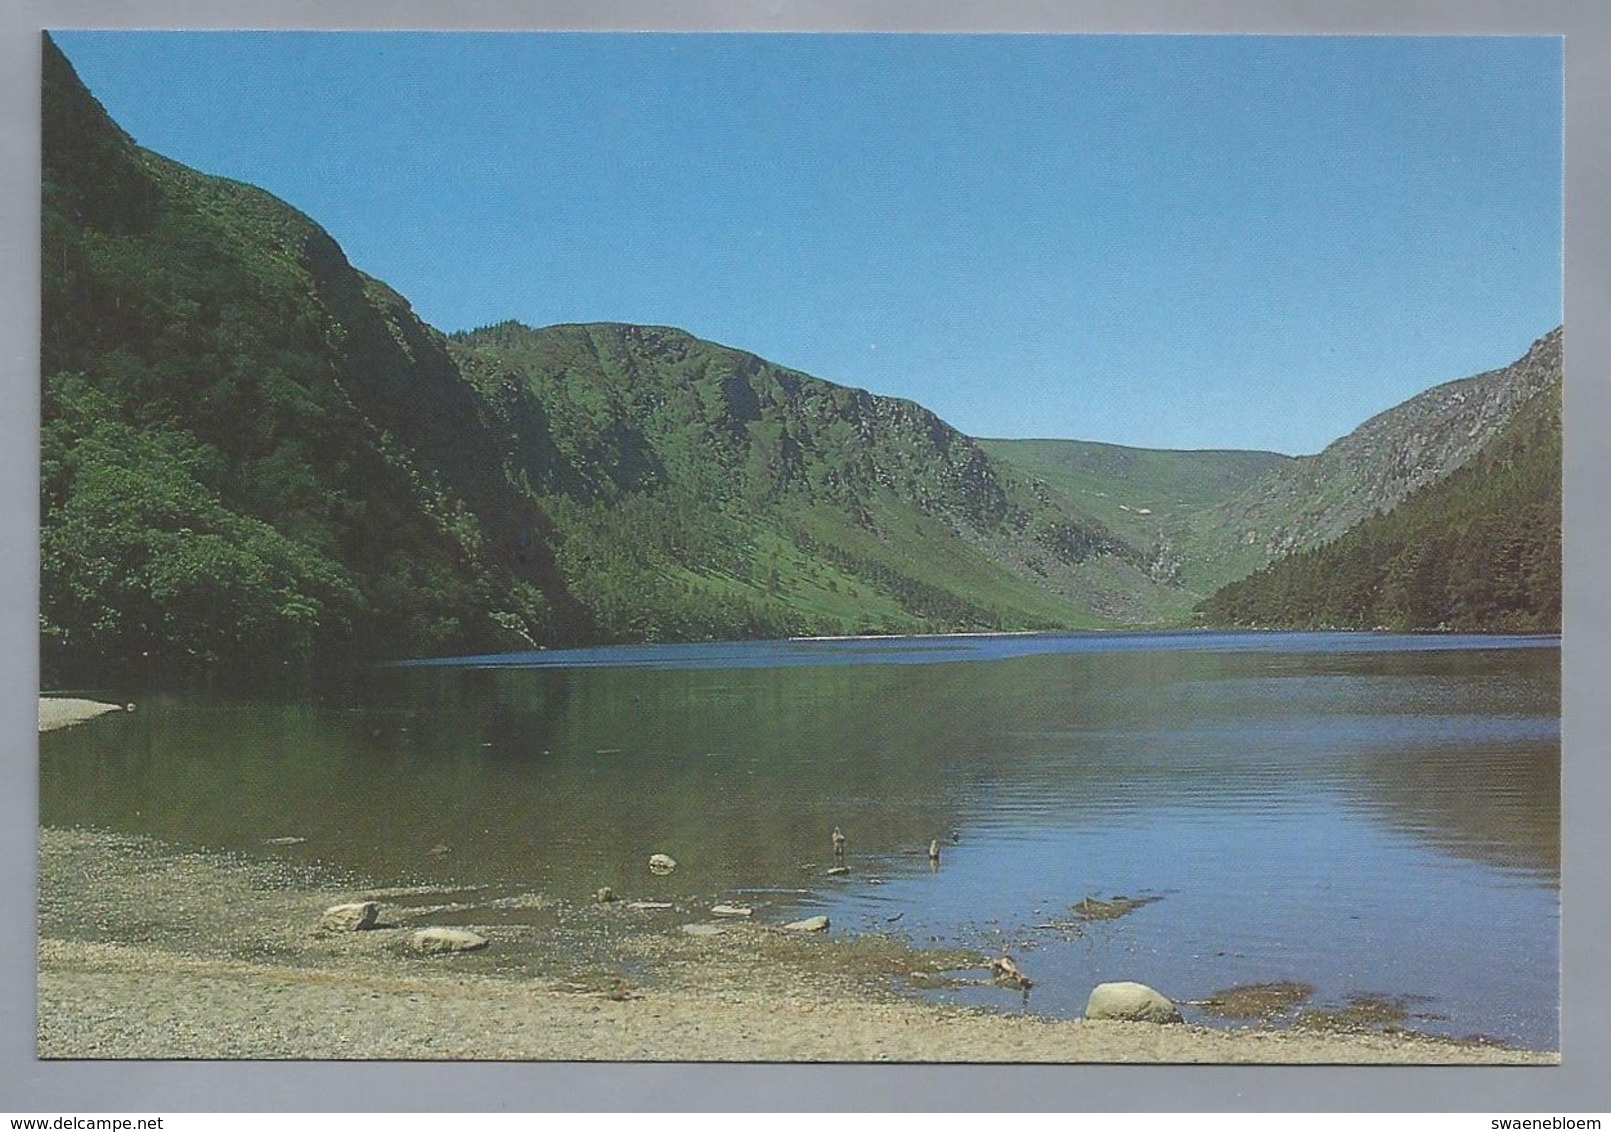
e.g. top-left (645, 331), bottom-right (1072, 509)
top-left (409, 927), bottom-right (489, 954)
top-left (318, 901), bottom-right (379, 932)
top-left (782, 915), bottom-right (830, 933)
top-left (648, 853), bottom-right (677, 874)
top-left (1084, 981), bottom-right (1182, 1023)
top-left (681, 922), bottom-right (727, 937)
top-left (596, 887), bottom-right (617, 903)
top-left (711, 904), bottom-right (753, 917)
top-left (825, 865), bottom-right (850, 877)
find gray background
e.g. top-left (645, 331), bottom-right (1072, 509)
top-left (2, 0), bottom-right (1605, 1113)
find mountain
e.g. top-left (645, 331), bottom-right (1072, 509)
top-left (449, 321), bottom-right (1180, 638)
top-left (41, 35), bottom-right (587, 683)
top-left (1198, 344), bottom-right (1562, 632)
top-left (1214, 329), bottom-right (1562, 564)
top-left (39, 35), bottom-right (1178, 683)
top-left (982, 329), bottom-right (1561, 611)
top-left (39, 32), bottom-right (1559, 685)
top-left (978, 439), bottom-right (1293, 603)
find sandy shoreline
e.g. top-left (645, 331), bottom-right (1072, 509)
top-left (35, 826), bottom-right (1556, 1063)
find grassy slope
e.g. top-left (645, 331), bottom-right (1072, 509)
top-left (980, 439), bottom-right (1293, 601)
top-left (453, 321), bottom-right (1181, 637)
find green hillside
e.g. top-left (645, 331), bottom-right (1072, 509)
top-left (451, 321), bottom-right (1181, 639)
top-left (1210, 330), bottom-right (1562, 566)
top-left (979, 439), bottom-right (1292, 598)
top-left (40, 31), bottom-right (1559, 685)
top-left (1198, 368), bottom-right (1561, 633)
top-left (39, 36), bottom-right (1187, 684)
top-left (41, 35), bottom-right (586, 684)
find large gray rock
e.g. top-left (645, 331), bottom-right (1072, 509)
top-left (782, 915), bottom-right (830, 933)
top-left (409, 927), bottom-right (488, 954)
top-left (648, 853), bottom-right (677, 874)
top-left (1084, 981), bottom-right (1182, 1023)
top-left (318, 901), bottom-right (379, 932)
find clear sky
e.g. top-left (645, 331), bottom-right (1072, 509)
top-left (50, 32), bottom-right (1562, 455)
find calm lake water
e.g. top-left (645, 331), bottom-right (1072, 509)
top-left (39, 631), bottom-right (1561, 1048)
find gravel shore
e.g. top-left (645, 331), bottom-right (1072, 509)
top-left (36, 827), bottom-right (1557, 1063)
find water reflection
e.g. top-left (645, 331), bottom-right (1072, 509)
top-left (39, 633), bottom-right (1559, 1045)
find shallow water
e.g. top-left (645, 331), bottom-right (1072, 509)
top-left (39, 631), bottom-right (1560, 1048)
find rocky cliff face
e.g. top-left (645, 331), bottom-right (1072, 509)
top-left (1222, 328), bottom-right (1561, 560)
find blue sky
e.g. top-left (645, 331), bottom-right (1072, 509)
top-left (51, 32), bottom-right (1562, 455)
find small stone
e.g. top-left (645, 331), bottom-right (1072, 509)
top-left (711, 904), bottom-right (752, 917)
top-left (264, 836), bottom-right (307, 846)
top-left (825, 865), bottom-right (850, 877)
top-left (681, 923), bottom-right (726, 937)
top-left (782, 915), bottom-right (830, 933)
top-left (648, 853), bottom-right (677, 874)
top-left (409, 927), bottom-right (488, 954)
top-left (627, 901), bottom-right (674, 911)
top-left (318, 901), bottom-right (378, 932)
top-left (1084, 981), bottom-right (1183, 1023)
top-left (596, 887), bottom-right (617, 903)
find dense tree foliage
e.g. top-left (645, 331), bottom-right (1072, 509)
top-left (1198, 376), bottom-right (1561, 633)
top-left (41, 37), bottom-right (572, 684)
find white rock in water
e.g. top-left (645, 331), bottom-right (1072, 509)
top-left (409, 927), bottom-right (488, 954)
top-left (782, 915), bottom-right (830, 933)
top-left (318, 901), bottom-right (379, 932)
top-left (1084, 981), bottom-right (1182, 1023)
top-left (711, 904), bottom-right (753, 918)
top-left (648, 853), bottom-right (677, 874)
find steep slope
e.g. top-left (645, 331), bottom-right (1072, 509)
top-left (451, 321), bottom-right (1180, 637)
top-left (1218, 329), bottom-right (1562, 563)
top-left (41, 35), bottom-right (1186, 679)
top-left (41, 36), bottom-right (586, 683)
top-left (978, 439), bottom-right (1293, 600)
top-left (1199, 356), bottom-right (1561, 632)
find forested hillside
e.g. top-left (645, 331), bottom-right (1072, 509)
top-left (1214, 330), bottom-right (1562, 564)
top-left (41, 35), bottom-right (587, 683)
top-left (1199, 360), bottom-right (1561, 633)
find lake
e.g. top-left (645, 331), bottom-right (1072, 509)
top-left (39, 631), bottom-right (1561, 1049)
